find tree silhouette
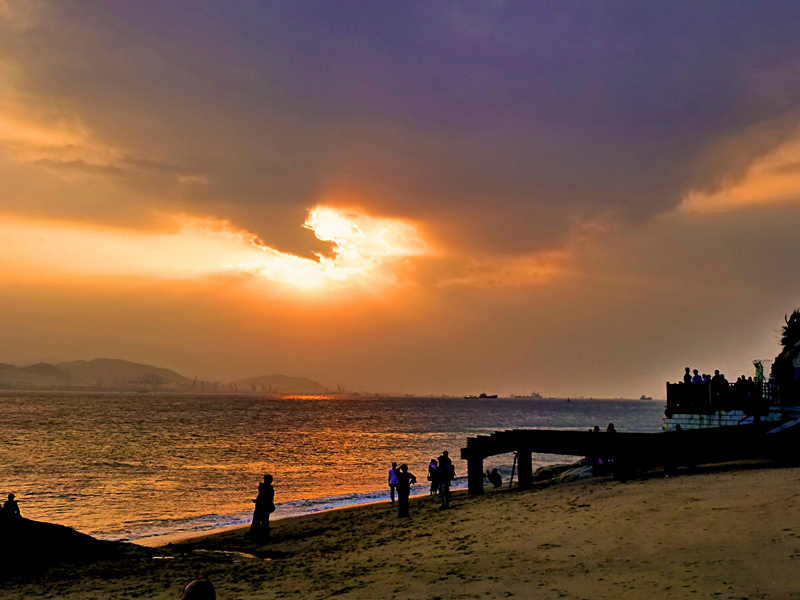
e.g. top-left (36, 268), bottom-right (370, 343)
top-left (772, 308), bottom-right (800, 403)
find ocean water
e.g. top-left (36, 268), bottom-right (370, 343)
top-left (0, 393), bottom-right (665, 543)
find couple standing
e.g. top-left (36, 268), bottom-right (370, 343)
top-left (250, 474), bottom-right (275, 539)
top-left (388, 462), bottom-right (417, 517)
top-left (434, 451), bottom-right (454, 509)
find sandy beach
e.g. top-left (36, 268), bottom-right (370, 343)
top-left (2, 461), bottom-right (800, 599)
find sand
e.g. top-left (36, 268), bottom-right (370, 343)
top-left (2, 462), bottom-right (800, 599)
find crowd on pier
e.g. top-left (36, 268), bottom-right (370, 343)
top-left (666, 366), bottom-right (770, 416)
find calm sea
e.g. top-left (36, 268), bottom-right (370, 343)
top-left (0, 393), bottom-right (665, 543)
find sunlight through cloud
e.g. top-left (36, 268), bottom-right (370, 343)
top-left (0, 207), bottom-right (428, 291)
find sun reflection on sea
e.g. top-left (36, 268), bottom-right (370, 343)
top-left (278, 395), bottom-right (340, 401)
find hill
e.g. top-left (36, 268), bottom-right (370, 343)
top-left (0, 364), bottom-right (67, 388)
top-left (21, 362), bottom-right (70, 381)
top-left (56, 358), bottom-right (193, 388)
top-left (232, 374), bottom-right (329, 394)
top-left (0, 358), bottom-right (332, 393)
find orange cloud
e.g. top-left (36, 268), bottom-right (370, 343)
top-left (0, 55), bottom-right (121, 174)
top-left (430, 251), bottom-right (569, 288)
top-left (681, 133), bottom-right (800, 213)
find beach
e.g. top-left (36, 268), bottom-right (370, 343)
top-left (3, 461), bottom-right (800, 599)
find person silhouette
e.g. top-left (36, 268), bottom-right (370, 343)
top-left (250, 474), bottom-right (275, 540)
top-left (3, 493), bottom-right (20, 519)
top-left (437, 451), bottom-right (454, 509)
top-left (388, 462), bottom-right (399, 503)
top-left (395, 464), bottom-right (417, 518)
top-left (427, 459), bottom-right (439, 496)
top-left (486, 468), bottom-right (502, 488)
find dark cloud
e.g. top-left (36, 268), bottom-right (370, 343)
top-left (2, 1), bottom-right (799, 252)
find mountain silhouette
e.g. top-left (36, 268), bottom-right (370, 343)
top-left (0, 358), bottom-right (332, 393)
top-left (56, 358), bottom-right (193, 387)
top-left (21, 362), bottom-right (70, 380)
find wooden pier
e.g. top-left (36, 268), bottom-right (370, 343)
top-left (460, 424), bottom-right (799, 495)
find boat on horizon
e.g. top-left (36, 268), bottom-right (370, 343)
top-left (463, 393), bottom-right (498, 399)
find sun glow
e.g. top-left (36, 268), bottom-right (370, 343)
top-left (0, 206), bottom-right (428, 291)
top-left (299, 206), bottom-right (428, 286)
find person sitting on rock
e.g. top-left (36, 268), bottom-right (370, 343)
top-left (486, 468), bottom-right (503, 488)
top-left (3, 493), bottom-right (20, 519)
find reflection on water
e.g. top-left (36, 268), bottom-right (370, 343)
top-left (0, 393), bottom-right (664, 540)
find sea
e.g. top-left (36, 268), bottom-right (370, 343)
top-left (0, 393), bottom-right (665, 544)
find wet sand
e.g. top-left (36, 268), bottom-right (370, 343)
top-left (3, 462), bottom-right (800, 599)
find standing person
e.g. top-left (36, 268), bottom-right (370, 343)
top-left (427, 459), bottom-right (439, 496)
top-left (395, 464), bottom-right (417, 518)
top-left (388, 462), bottom-right (399, 503)
top-left (438, 450), bottom-right (454, 510)
top-left (250, 474), bottom-right (275, 540)
top-left (683, 367), bottom-right (692, 384)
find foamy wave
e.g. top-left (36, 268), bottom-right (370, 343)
top-left (98, 477), bottom-right (476, 543)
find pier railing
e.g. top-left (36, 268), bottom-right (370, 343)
top-left (665, 380), bottom-right (780, 417)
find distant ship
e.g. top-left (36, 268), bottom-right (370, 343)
top-left (465, 393), bottom-right (498, 399)
top-left (640, 395), bottom-right (653, 400)
top-left (511, 392), bottom-right (543, 399)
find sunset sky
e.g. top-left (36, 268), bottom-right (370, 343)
top-left (2, 1), bottom-right (800, 398)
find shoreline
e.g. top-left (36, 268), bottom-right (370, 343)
top-left (126, 481), bottom-right (464, 547)
top-left (135, 491), bottom-right (437, 548)
top-left (4, 460), bottom-right (800, 599)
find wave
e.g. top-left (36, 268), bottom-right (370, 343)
top-left (96, 475), bottom-right (476, 543)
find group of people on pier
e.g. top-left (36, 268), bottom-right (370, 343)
top-left (668, 366), bottom-right (768, 415)
top-left (683, 367), bottom-right (728, 386)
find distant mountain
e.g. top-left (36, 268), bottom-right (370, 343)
top-left (0, 358), bottom-right (329, 393)
top-left (56, 358), bottom-right (193, 388)
top-left (21, 363), bottom-right (69, 381)
top-left (232, 374), bottom-right (328, 394)
top-left (0, 364), bottom-right (66, 387)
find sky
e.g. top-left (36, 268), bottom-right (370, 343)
top-left (1, 1), bottom-right (800, 398)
